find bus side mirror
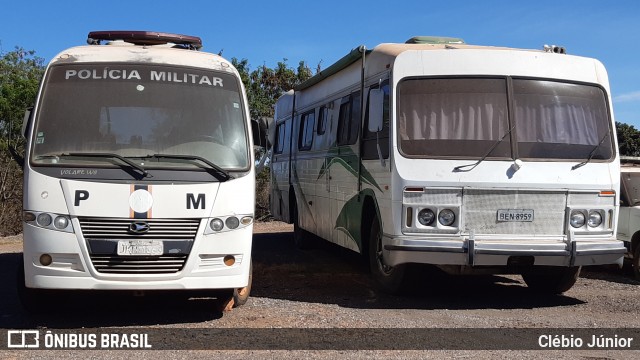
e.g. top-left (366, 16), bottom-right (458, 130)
top-left (7, 107), bottom-right (32, 168)
top-left (368, 89), bottom-right (384, 133)
top-left (22, 107), bottom-right (32, 138)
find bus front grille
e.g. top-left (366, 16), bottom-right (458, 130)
top-left (78, 217), bottom-right (199, 274)
top-left (462, 189), bottom-right (566, 236)
top-left (89, 255), bottom-right (188, 274)
top-left (78, 217), bottom-right (200, 240)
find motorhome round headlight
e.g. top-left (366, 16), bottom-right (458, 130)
top-left (417, 209), bottom-right (435, 226)
top-left (36, 213), bottom-right (52, 227)
top-left (225, 216), bottom-right (240, 229)
top-left (570, 211), bottom-right (586, 228)
top-left (210, 218), bottom-right (224, 231)
top-left (53, 216), bottom-right (69, 229)
top-left (588, 211), bottom-right (603, 228)
top-left (438, 209), bottom-right (456, 226)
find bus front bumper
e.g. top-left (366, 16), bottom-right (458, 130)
top-left (21, 223), bottom-right (252, 291)
top-left (383, 235), bottom-right (626, 268)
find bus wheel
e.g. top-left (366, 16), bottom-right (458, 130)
top-left (293, 203), bottom-right (312, 250)
top-left (633, 245), bottom-right (640, 280)
top-left (522, 266), bottom-right (581, 294)
top-left (233, 260), bottom-right (253, 307)
top-left (217, 260), bottom-right (252, 311)
top-left (368, 218), bottom-right (406, 294)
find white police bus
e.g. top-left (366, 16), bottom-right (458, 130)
top-left (270, 36), bottom-right (625, 294)
top-left (15, 31), bottom-right (260, 310)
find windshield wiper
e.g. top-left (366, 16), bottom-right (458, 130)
top-left (63, 152), bottom-right (150, 177)
top-left (453, 125), bottom-right (515, 173)
top-left (571, 132), bottom-right (611, 170)
top-left (144, 154), bottom-right (231, 181)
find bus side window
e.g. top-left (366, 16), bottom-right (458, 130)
top-left (337, 92), bottom-right (361, 146)
top-left (298, 111), bottom-right (315, 151)
top-left (274, 123), bottom-right (286, 154)
top-left (317, 105), bottom-right (328, 135)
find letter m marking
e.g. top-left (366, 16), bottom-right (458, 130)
top-left (187, 193), bottom-right (205, 209)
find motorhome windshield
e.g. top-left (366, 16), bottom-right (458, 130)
top-left (397, 77), bottom-right (613, 161)
top-left (31, 63), bottom-right (249, 171)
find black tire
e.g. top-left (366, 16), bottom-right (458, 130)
top-left (633, 245), bottom-right (640, 280)
top-left (216, 260), bottom-right (252, 311)
top-left (522, 266), bottom-right (581, 294)
top-left (232, 260), bottom-right (252, 307)
top-left (368, 217), bottom-right (406, 294)
top-left (292, 202), bottom-right (312, 250)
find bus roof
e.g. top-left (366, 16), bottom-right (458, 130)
top-left (294, 36), bottom-right (570, 91)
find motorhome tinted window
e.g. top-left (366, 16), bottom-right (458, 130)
top-left (32, 64), bottom-right (249, 170)
top-left (274, 123), bottom-right (286, 154)
top-left (513, 79), bottom-right (612, 160)
top-left (337, 93), bottom-right (361, 146)
top-left (298, 111), bottom-right (315, 151)
top-left (317, 105), bottom-right (328, 135)
top-left (397, 78), bottom-right (510, 158)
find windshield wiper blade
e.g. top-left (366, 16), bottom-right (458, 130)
top-left (453, 125), bottom-right (515, 173)
top-left (571, 132), bottom-right (611, 170)
top-left (146, 154), bottom-right (231, 181)
top-left (63, 152), bottom-right (150, 177)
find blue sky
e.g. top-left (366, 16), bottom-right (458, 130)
top-left (2, 0), bottom-right (639, 127)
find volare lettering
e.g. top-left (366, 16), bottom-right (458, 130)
top-left (74, 190), bottom-right (89, 206)
top-left (186, 193), bottom-right (205, 209)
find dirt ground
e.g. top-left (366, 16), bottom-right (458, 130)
top-left (1, 221), bottom-right (639, 359)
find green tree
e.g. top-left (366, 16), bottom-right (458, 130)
top-left (616, 122), bottom-right (640, 157)
top-left (232, 58), bottom-right (312, 119)
top-left (0, 47), bottom-right (45, 235)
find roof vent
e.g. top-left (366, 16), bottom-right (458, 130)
top-left (405, 36), bottom-right (465, 45)
top-left (87, 31), bottom-right (202, 50)
top-left (543, 44), bottom-right (567, 54)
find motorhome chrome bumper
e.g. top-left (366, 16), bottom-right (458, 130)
top-left (383, 235), bottom-right (626, 268)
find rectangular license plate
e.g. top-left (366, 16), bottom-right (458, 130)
top-left (497, 209), bottom-right (534, 222)
top-left (117, 240), bottom-right (163, 256)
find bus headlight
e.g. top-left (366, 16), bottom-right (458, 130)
top-left (225, 216), bottom-right (240, 229)
top-left (438, 209), bottom-right (456, 226)
top-left (205, 214), bottom-right (253, 234)
top-left (25, 211), bottom-right (74, 233)
top-left (36, 213), bottom-right (52, 227)
top-left (417, 209), bottom-right (435, 226)
top-left (587, 211), bottom-right (603, 228)
top-left (53, 216), bottom-right (70, 229)
top-left (570, 211), bottom-right (586, 228)
top-left (210, 218), bottom-right (224, 231)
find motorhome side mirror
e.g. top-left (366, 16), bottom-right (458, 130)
top-left (251, 117), bottom-right (272, 148)
top-left (368, 89), bottom-right (384, 133)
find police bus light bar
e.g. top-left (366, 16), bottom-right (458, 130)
top-left (87, 31), bottom-right (203, 50)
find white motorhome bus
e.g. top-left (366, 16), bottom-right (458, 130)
top-left (16, 31), bottom-right (259, 310)
top-left (270, 36), bottom-right (625, 294)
